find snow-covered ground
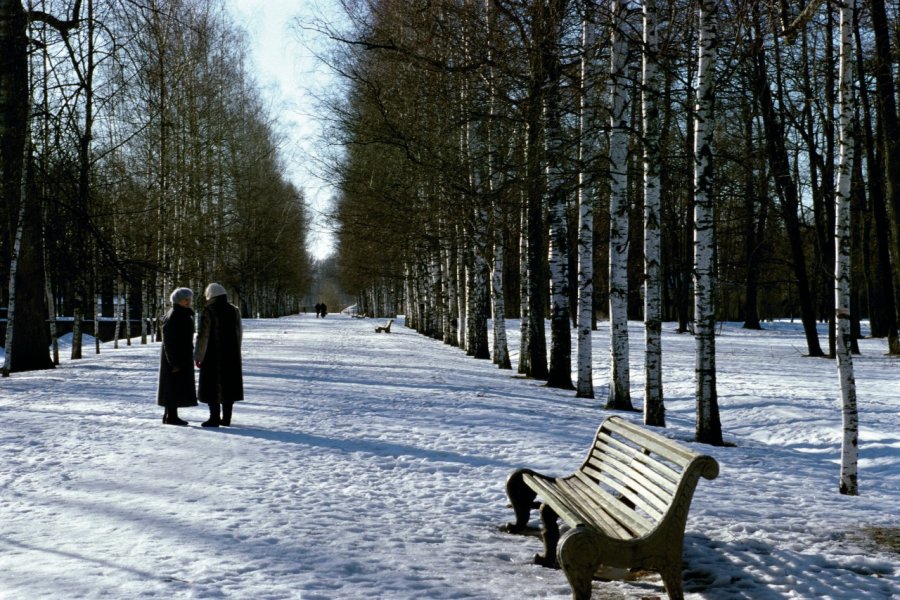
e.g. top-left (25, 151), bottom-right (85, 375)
top-left (1, 315), bottom-right (898, 599)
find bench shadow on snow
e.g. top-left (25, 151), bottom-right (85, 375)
top-left (680, 533), bottom-right (896, 599)
top-left (214, 426), bottom-right (513, 469)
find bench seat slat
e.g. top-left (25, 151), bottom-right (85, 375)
top-left (523, 473), bottom-right (636, 539)
top-left (523, 474), bottom-right (634, 539)
top-left (569, 472), bottom-right (655, 536)
top-left (555, 477), bottom-right (640, 539)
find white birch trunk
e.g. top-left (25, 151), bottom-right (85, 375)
top-left (836, 0), bottom-right (859, 496)
top-left (140, 280), bottom-right (148, 345)
top-left (404, 266), bottom-right (414, 329)
top-left (643, 0), bottom-right (664, 425)
top-left (45, 276), bottom-right (59, 365)
top-left (518, 197), bottom-right (530, 374)
top-left (576, 5), bottom-right (598, 399)
top-left (607, 0), bottom-right (633, 409)
top-left (114, 279), bottom-right (122, 349)
top-left (434, 248), bottom-right (445, 340)
top-left (457, 239), bottom-right (468, 351)
top-left (483, 0), bottom-right (511, 369)
top-left (544, 1), bottom-right (572, 389)
top-left (124, 281), bottom-right (131, 346)
top-left (446, 241), bottom-right (458, 345)
top-left (694, 0), bottom-right (723, 445)
top-left (2, 192), bottom-right (28, 377)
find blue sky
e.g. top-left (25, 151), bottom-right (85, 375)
top-left (225, 0), bottom-right (346, 260)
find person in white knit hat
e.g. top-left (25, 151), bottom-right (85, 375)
top-left (194, 283), bottom-right (243, 427)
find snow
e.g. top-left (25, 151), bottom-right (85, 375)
top-left (1, 315), bottom-right (898, 599)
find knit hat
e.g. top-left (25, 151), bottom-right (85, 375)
top-left (170, 287), bottom-right (193, 305)
top-left (204, 283), bottom-right (227, 300)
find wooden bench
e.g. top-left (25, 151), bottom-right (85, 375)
top-left (503, 415), bottom-right (719, 600)
top-left (374, 319), bottom-right (393, 333)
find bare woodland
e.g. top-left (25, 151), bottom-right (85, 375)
top-left (323, 0), bottom-right (891, 486)
top-left (0, 0), bottom-right (312, 374)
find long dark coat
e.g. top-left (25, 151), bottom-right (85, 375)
top-left (156, 304), bottom-right (199, 408)
top-left (194, 296), bottom-right (243, 404)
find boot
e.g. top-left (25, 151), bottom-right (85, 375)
top-left (202, 402), bottom-right (221, 428)
top-left (165, 406), bottom-right (189, 426)
top-left (221, 403), bottom-right (233, 427)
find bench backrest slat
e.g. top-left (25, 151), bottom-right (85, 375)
top-left (602, 417), bottom-right (698, 466)
top-left (594, 433), bottom-right (681, 495)
top-left (575, 416), bottom-right (718, 538)
top-left (586, 450), bottom-right (672, 517)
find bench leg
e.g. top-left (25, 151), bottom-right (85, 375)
top-left (659, 561), bottom-right (684, 600)
top-left (504, 469), bottom-right (538, 533)
top-left (534, 503), bottom-right (560, 568)
top-left (558, 526), bottom-right (604, 600)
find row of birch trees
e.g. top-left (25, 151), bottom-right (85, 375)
top-left (1, 0), bottom-right (312, 374)
top-left (326, 0), bottom-right (876, 493)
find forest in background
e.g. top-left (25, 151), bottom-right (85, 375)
top-left (0, 0), bottom-right (313, 372)
top-left (324, 0), bottom-right (885, 484)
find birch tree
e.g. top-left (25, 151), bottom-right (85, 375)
top-left (575, 3), bottom-right (598, 399)
top-left (606, 0), bottom-right (633, 410)
top-left (545, 0), bottom-right (573, 390)
top-left (835, 0), bottom-right (858, 496)
top-left (693, 0), bottom-right (723, 446)
top-left (642, 0), bottom-right (663, 426)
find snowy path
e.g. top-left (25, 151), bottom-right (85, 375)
top-left (1, 315), bottom-right (898, 599)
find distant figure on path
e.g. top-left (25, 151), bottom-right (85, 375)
top-left (194, 283), bottom-right (243, 428)
top-left (157, 288), bottom-right (198, 426)
top-left (319, 302), bottom-right (328, 318)
top-left (314, 303), bottom-right (322, 318)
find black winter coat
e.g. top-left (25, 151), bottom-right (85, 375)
top-left (194, 296), bottom-right (243, 404)
top-left (156, 304), bottom-right (199, 408)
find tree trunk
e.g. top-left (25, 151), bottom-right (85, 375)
top-left (524, 2), bottom-right (549, 380)
top-left (751, 21), bottom-right (824, 357)
top-left (835, 0), bottom-right (858, 496)
top-left (575, 4), bottom-right (597, 399)
top-left (1, 0), bottom-right (53, 373)
top-left (642, 0), bottom-right (664, 425)
top-left (607, 0), bottom-right (633, 410)
top-left (544, 0), bottom-right (572, 390)
top-left (446, 237), bottom-right (459, 346)
top-left (869, 0), bottom-right (900, 355)
top-left (741, 82), bottom-right (767, 331)
top-left (694, 0), bottom-right (723, 446)
top-left (2, 175), bottom-right (27, 376)
top-left (518, 195), bottom-right (530, 375)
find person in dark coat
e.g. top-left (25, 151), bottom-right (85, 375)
top-left (319, 302), bottom-right (327, 318)
top-left (194, 283), bottom-right (243, 427)
top-left (157, 287), bottom-right (198, 425)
